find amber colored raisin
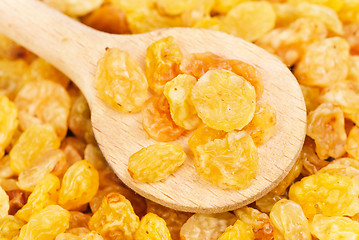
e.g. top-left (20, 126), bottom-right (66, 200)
top-left (142, 94), bottom-right (185, 142)
top-left (164, 74), bottom-right (201, 130)
top-left (217, 219), bottom-right (255, 240)
top-left (89, 192), bottom-right (140, 240)
top-left (95, 48), bottom-right (148, 113)
top-left (135, 213), bottom-right (172, 240)
top-left (82, 3), bottom-right (131, 34)
top-left (17, 205), bottom-right (70, 240)
top-left (243, 102), bottom-right (276, 146)
top-left (59, 160), bottom-right (99, 210)
top-left (179, 52), bottom-right (231, 79)
top-left (194, 131), bottom-right (258, 189)
top-left (145, 36), bottom-right (182, 94)
top-left (128, 143), bottom-right (186, 182)
top-left (192, 69), bottom-right (256, 132)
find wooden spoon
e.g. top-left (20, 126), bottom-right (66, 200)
top-left (0, 0), bottom-right (306, 213)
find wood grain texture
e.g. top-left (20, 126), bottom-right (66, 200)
top-left (0, 0), bottom-right (307, 213)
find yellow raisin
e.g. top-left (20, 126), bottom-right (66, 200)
top-left (164, 74), bottom-right (201, 130)
top-left (146, 200), bottom-right (192, 240)
top-left (194, 131), bottom-right (258, 189)
top-left (307, 103), bottom-right (346, 160)
top-left (288, 173), bottom-right (359, 218)
top-left (243, 102), bottom-right (276, 146)
top-left (217, 220), bottom-right (255, 240)
top-left (0, 95), bottom-right (18, 159)
top-left (270, 199), bottom-right (311, 240)
top-left (294, 37), bottom-right (349, 87)
top-left (179, 52), bottom-right (231, 79)
top-left (0, 186), bottom-right (9, 218)
top-left (95, 48), bottom-right (148, 113)
top-left (0, 215), bottom-right (24, 239)
top-left (9, 124), bottom-right (60, 174)
top-left (18, 205), bottom-right (70, 240)
top-left (135, 213), bottom-right (172, 240)
top-left (310, 214), bottom-right (359, 239)
top-left (180, 212), bottom-right (237, 240)
top-left (89, 192), bottom-right (140, 240)
top-left (128, 143), bottom-right (186, 182)
top-left (188, 124), bottom-right (226, 158)
top-left (15, 80), bottom-right (71, 139)
top-left (15, 174), bottom-right (60, 222)
top-left (234, 206), bottom-right (274, 240)
top-left (17, 149), bottom-right (66, 192)
top-left (82, 3), bottom-right (131, 34)
top-left (220, 1), bottom-right (276, 42)
top-left (142, 94), bottom-right (185, 142)
top-left (23, 58), bottom-right (70, 87)
top-left (145, 36), bottom-right (182, 94)
top-left (191, 69), bottom-right (256, 132)
top-left (59, 160), bottom-right (99, 210)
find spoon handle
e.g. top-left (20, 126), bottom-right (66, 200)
top-left (0, 0), bottom-right (103, 98)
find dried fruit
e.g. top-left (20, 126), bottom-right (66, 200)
top-left (229, 59), bottom-right (264, 99)
top-left (146, 200), bottom-right (192, 240)
top-left (17, 205), bottom-right (70, 240)
top-left (179, 52), bottom-right (231, 79)
top-left (18, 149), bottom-right (66, 192)
top-left (15, 80), bottom-right (71, 139)
top-left (82, 3), bottom-right (131, 34)
top-left (234, 206), bottom-right (273, 240)
top-left (128, 143), bottom-right (186, 182)
top-left (307, 103), bottom-right (347, 160)
top-left (10, 124), bottom-right (60, 174)
top-left (7, 189), bottom-right (27, 215)
top-left (310, 214), bottom-right (359, 239)
top-left (294, 37), bottom-right (349, 87)
top-left (243, 102), bottom-right (276, 146)
top-left (0, 59), bottom-right (28, 100)
top-left (16, 174), bottom-right (60, 222)
top-left (194, 131), bottom-right (258, 189)
top-left (217, 220), bottom-right (255, 240)
top-left (95, 48), bottom-right (148, 113)
top-left (220, 1), bottom-right (276, 42)
top-left (145, 36), bottom-right (182, 94)
top-left (0, 215), bottom-right (24, 239)
top-left (68, 93), bottom-right (96, 144)
top-left (135, 213), bottom-right (172, 240)
top-left (23, 58), bottom-right (70, 87)
top-left (300, 137), bottom-right (329, 176)
top-left (288, 173), bottom-right (359, 218)
top-left (270, 199), bottom-right (311, 240)
top-left (42, 0), bottom-right (104, 16)
top-left (142, 94), bottom-right (185, 142)
top-left (180, 212), bottom-right (237, 240)
top-left (89, 192), bottom-right (140, 240)
top-left (164, 74), bottom-right (200, 130)
top-left (59, 160), bottom-right (99, 210)
top-left (192, 69), bottom-right (256, 132)
top-left (319, 81), bottom-right (359, 125)
top-left (0, 94), bottom-right (18, 159)
top-left (256, 18), bottom-right (327, 66)
top-left (0, 186), bottom-right (9, 217)
top-left (317, 157), bottom-right (359, 179)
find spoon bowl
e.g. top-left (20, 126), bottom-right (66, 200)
top-left (0, 0), bottom-right (306, 213)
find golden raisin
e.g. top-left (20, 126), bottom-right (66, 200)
top-left (142, 94), bottom-right (185, 142)
top-left (145, 36), bottom-right (182, 94)
top-left (163, 74), bottom-right (201, 130)
top-left (128, 143), bottom-right (186, 182)
top-left (95, 48), bottom-right (148, 113)
top-left (192, 69), bottom-right (256, 132)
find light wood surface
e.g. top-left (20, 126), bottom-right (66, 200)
top-left (0, 0), bottom-right (307, 213)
